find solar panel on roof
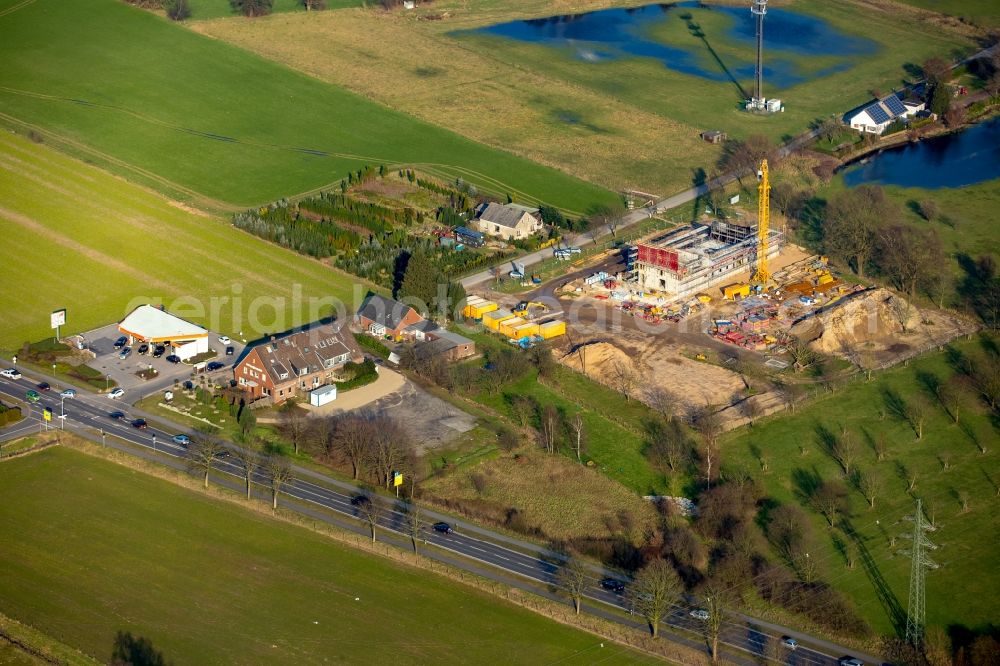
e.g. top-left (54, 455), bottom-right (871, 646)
top-left (883, 95), bottom-right (906, 117)
top-left (866, 103), bottom-right (890, 124)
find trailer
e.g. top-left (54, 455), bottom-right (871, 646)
top-left (498, 317), bottom-right (527, 338)
top-left (513, 322), bottom-right (540, 339)
top-left (482, 309), bottom-right (514, 331)
top-left (538, 320), bottom-right (566, 339)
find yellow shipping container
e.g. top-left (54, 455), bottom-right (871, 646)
top-left (462, 296), bottom-right (487, 318)
top-left (483, 309), bottom-right (514, 331)
top-left (513, 322), bottom-right (539, 339)
top-left (498, 317), bottom-right (526, 338)
top-left (469, 300), bottom-right (498, 318)
top-left (538, 320), bottom-right (566, 339)
top-left (723, 283), bottom-right (750, 300)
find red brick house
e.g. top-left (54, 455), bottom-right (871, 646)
top-left (355, 293), bottom-right (425, 340)
top-left (234, 321), bottom-right (363, 405)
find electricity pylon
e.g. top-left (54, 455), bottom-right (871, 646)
top-left (904, 499), bottom-right (939, 649)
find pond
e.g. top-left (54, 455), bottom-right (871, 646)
top-left (461, 2), bottom-right (877, 88)
top-left (842, 117), bottom-right (1000, 189)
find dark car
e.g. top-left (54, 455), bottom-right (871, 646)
top-left (137, 343), bottom-right (149, 355)
top-left (113, 336), bottom-right (128, 349)
top-left (206, 361), bottom-right (225, 371)
top-left (226, 346), bottom-right (235, 356)
top-left (152, 346), bottom-right (165, 358)
top-left (183, 380), bottom-right (194, 390)
top-left (37, 382), bottom-right (50, 391)
top-left (165, 355), bottom-right (180, 364)
top-left (109, 410), bottom-right (126, 420)
top-left (131, 418), bottom-right (147, 429)
top-left (350, 495), bottom-right (370, 507)
top-left (600, 578), bottom-right (626, 594)
top-left (432, 522), bottom-right (453, 534)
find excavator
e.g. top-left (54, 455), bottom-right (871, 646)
top-left (513, 301), bottom-right (549, 318)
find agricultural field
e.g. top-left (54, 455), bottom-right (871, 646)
top-left (193, 0), bottom-right (974, 197)
top-left (0, 445), bottom-right (656, 665)
top-left (0, 0), bottom-right (613, 212)
top-left (0, 130), bottom-right (370, 352)
top-left (185, 0), bottom-right (364, 21)
top-left (723, 337), bottom-right (1000, 635)
top-left (891, 0), bottom-right (1000, 27)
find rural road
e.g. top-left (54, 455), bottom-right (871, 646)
top-left (461, 128), bottom-right (821, 290)
top-left (0, 364), bottom-right (878, 666)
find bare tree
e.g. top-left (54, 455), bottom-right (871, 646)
top-left (610, 361), bottom-right (637, 401)
top-left (812, 480), bottom-right (848, 526)
top-left (907, 395), bottom-right (930, 440)
top-left (858, 468), bottom-right (883, 509)
top-left (646, 418), bottom-right (691, 485)
top-left (231, 438), bottom-right (262, 500)
top-left (555, 557), bottom-right (590, 615)
top-left (878, 225), bottom-right (944, 298)
top-left (264, 455), bottom-right (293, 510)
top-left (832, 430), bottom-right (859, 476)
top-left (370, 418), bottom-right (411, 489)
top-left (939, 451), bottom-right (953, 471)
top-left (568, 411), bottom-right (587, 463)
top-left (693, 407), bottom-right (722, 488)
top-left (278, 399), bottom-right (308, 455)
top-left (787, 339), bottom-right (818, 373)
top-left (873, 432), bottom-right (889, 461)
top-left (628, 558), bottom-right (684, 639)
top-left (958, 489), bottom-right (970, 513)
top-left (906, 467), bottom-right (919, 492)
top-left (329, 415), bottom-right (372, 480)
top-left (824, 185), bottom-right (898, 278)
top-left (937, 375), bottom-right (964, 425)
top-left (187, 436), bottom-right (228, 489)
top-left (404, 501), bottom-right (424, 554)
top-left (539, 403), bottom-right (561, 455)
top-left (646, 386), bottom-right (677, 422)
top-left (701, 584), bottom-right (727, 663)
top-left (359, 495), bottom-right (384, 543)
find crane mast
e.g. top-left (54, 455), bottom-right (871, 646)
top-left (752, 159), bottom-right (771, 284)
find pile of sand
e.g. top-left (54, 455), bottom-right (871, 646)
top-left (561, 341), bottom-right (637, 381)
top-left (790, 287), bottom-right (976, 367)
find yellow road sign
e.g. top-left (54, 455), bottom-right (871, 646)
top-left (43, 408), bottom-right (52, 422)
top-left (393, 472), bottom-right (403, 487)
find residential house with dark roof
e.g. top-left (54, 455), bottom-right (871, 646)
top-left (846, 92), bottom-right (921, 135)
top-left (355, 293), bottom-right (425, 340)
top-left (403, 320), bottom-right (476, 362)
top-left (234, 321), bottom-right (363, 405)
top-left (474, 202), bottom-right (543, 241)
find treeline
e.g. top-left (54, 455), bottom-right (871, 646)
top-left (300, 191), bottom-right (411, 233)
top-left (233, 201), bottom-right (360, 258)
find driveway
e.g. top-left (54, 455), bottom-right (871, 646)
top-left (304, 366), bottom-right (406, 415)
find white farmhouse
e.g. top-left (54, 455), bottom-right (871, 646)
top-left (474, 202), bottom-right (544, 241)
top-left (847, 93), bottom-right (922, 135)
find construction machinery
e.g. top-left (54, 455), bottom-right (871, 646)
top-left (513, 301), bottom-right (549, 318)
top-left (750, 158), bottom-right (771, 285)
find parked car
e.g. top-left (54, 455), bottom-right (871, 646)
top-left (218, 335), bottom-right (231, 345)
top-left (206, 361), bottom-right (225, 371)
top-left (0, 368), bottom-right (21, 379)
top-left (131, 418), bottom-right (147, 429)
top-left (37, 382), bottom-right (50, 391)
top-left (839, 659), bottom-right (864, 666)
top-left (60, 388), bottom-right (76, 398)
top-left (183, 380), bottom-right (194, 390)
top-left (781, 637), bottom-right (798, 651)
top-left (600, 578), bottom-right (626, 594)
top-left (690, 609), bottom-right (710, 621)
top-left (113, 336), bottom-right (127, 349)
top-left (172, 434), bottom-right (191, 446)
top-left (165, 355), bottom-right (180, 364)
top-left (108, 387), bottom-right (125, 399)
top-left (226, 346), bottom-right (235, 356)
top-left (350, 495), bottom-right (370, 507)
top-left (25, 389), bottom-right (40, 403)
top-left (119, 347), bottom-right (132, 360)
top-left (109, 410), bottom-right (126, 420)
top-left (432, 522), bottom-right (453, 534)
top-left (152, 346), bottom-right (165, 358)
top-left (137, 343), bottom-right (149, 355)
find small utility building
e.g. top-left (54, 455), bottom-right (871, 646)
top-left (117, 304), bottom-right (208, 361)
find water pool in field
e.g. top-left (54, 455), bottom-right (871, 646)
top-left (842, 117), bottom-right (1000, 189)
top-left (462, 2), bottom-right (877, 88)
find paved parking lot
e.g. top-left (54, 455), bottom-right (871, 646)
top-left (81, 323), bottom-right (243, 398)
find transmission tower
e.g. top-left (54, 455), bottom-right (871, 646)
top-left (751, 0), bottom-right (768, 106)
top-left (904, 499), bottom-right (939, 649)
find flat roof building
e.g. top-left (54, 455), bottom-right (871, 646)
top-left (117, 304), bottom-right (209, 361)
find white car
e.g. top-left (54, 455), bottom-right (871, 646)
top-left (781, 637), bottom-right (798, 651)
top-left (689, 609), bottom-right (710, 621)
top-left (60, 388), bottom-right (76, 398)
top-left (108, 387), bottom-right (125, 399)
top-left (218, 335), bottom-right (231, 345)
top-left (1, 368), bottom-right (22, 380)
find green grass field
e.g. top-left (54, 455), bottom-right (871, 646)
top-left (0, 0), bottom-right (613, 212)
top-left (723, 339), bottom-right (1000, 635)
top-left (0, 131), bottom-right (372, 351)
top-left (185, 0), bottom-right (363, 21)
top-left (0, 446), bottom-right (657, 665)
top-left (892, 0), bottom-right (1000, 27)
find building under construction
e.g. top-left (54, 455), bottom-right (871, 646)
top-left (634, 219), bottom-right (783, 299)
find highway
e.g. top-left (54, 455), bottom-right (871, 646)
top-left (0, 367), bottom-right (877, 666)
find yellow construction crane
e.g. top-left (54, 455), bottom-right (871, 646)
top-left (751, 158), bottom-right (771, 285)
